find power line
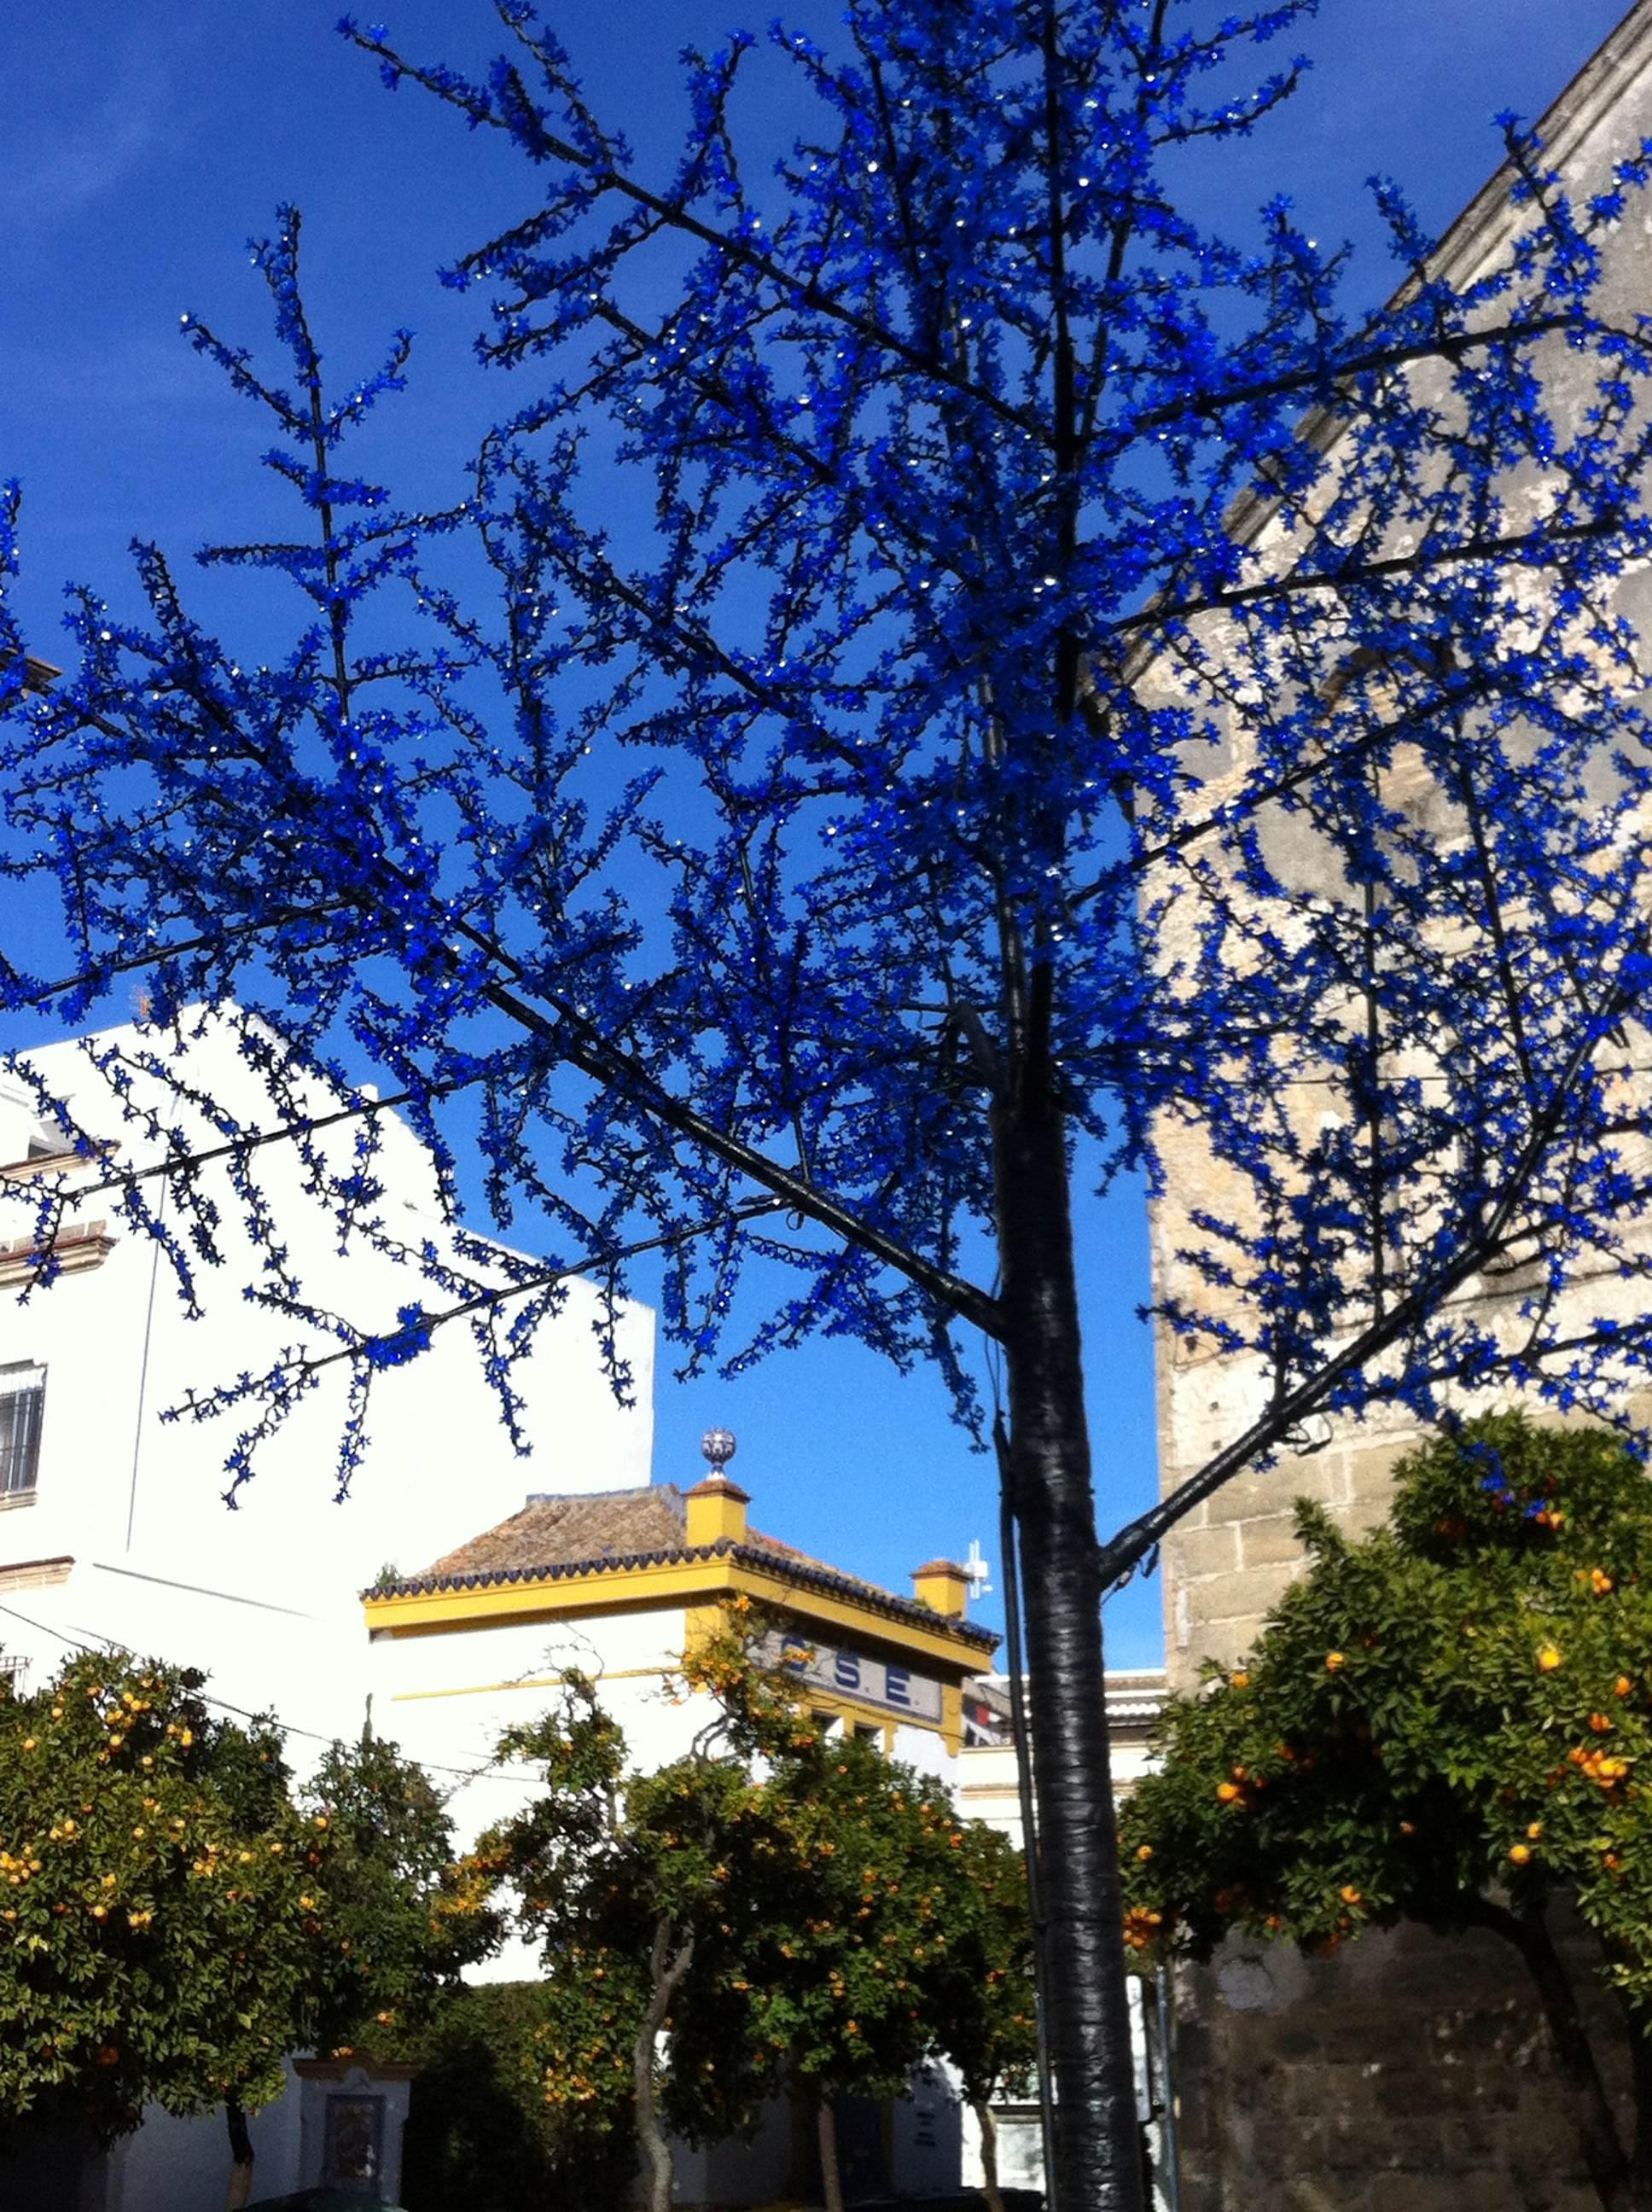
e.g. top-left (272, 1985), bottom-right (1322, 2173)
top-left (0, 1594), bottom-right (541, 1785)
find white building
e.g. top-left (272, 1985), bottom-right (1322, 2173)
top-left (0, 1006), bottom-right (654, 1743)
top-left (957, 1669), bottom-right (1167, 1842)
top-left (365, 1468), bottom-right (995, 1790)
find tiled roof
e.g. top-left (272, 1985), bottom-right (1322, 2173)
top-left (422, 1486), bottom-right (689, 1580)
top-left (371, 1484), bottom-right (999, 1653)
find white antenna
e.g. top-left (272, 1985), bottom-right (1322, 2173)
top-left (964, 1538), bottom-right (992, 1598)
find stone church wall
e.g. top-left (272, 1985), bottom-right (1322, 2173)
top-left (1152, 6), bottom-right (1652, 2203)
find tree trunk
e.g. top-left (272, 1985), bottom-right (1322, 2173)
top-left (224, 2098), bottom-right (254, 2212)
top-left (1617, 1984), bottom-right (1652, 2209)
top-left (972, 2095), bottom-right (1006, 2212)
top-left (994, 1092), bottom-right (1144, 2212)
top-left (1471, 1896), bottom-right (1643, 2212)
top-left (634, 1914), bottom-right (694, 2212)
top-left (816, 2095), bottom-right (846, 2212)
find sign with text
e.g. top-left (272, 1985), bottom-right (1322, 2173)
top-left (763, 1631), bottom-right (944, 1724)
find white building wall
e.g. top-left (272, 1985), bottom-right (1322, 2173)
top-left (0, 1010), bottom-right (654, 1755)
top-left (371, 1599), bottom-right (710, 1965)
top-left (106, 2075), bottom-right (305, 2212)
top-left (370, 1601), bottom-right (962, 1858)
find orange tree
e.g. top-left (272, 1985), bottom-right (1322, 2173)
top-left (486, 1617), bottom-right (1035, 2212)
top-left (480, 1668), bottom-right (777, 2212)
top-left (1120, 1414), bottom-right (1652, 2212)
top-left (730, 1727), bottom-right (994, 2212)
top-left (0, 1649), bottom-right (490, 2204)
top-left (393, 1981), bottom-right (639, 2212)
top-left (918, 1819), bottom-right (1039, 2212)
top-left (300, 1729), bottom-right (501, 2060)
top-left (678, 1614), bottom-right (1033, 2212)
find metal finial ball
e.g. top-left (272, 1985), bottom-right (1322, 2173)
top-left (701, 1427), bottom-right (737, 1470)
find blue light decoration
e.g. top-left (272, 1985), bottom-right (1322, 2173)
top-left (5, 6), bottom-right (1652, 2205)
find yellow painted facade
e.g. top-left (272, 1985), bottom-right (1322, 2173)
top-left (365, 1544), bottom-right (987, 1755)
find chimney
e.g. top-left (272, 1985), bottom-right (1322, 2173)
top-left (686, 1474), bottom-right (749, 1548)
top-left (912, 1559), bottom-right (969, 1618)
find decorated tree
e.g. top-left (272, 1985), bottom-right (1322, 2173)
top-left (9, 6), bottom-right (1652, 2201)
top-left (0, 1650), bottom-right (486, 2208)
top-left (1122, 1415), bottom-right (1652, 2212)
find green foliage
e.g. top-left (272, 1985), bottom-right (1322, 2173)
top-left (300, 1731), bottom-right (500, 2055)
top-left (0, 1648), bottom-right (318, 2137)
top-left (483, 1610), bottom-right (1038, 2144)
top-left (397, 1982), bottom-right (636, 2212)
top-left (0, 1650), bottom-right (484, 2142)
top-left (1120, 1415), bottom-right (1652, 2005)
top-left (922, 1819), bottom-right (1040, 2111)
top-left (731, 1730), bottom-right (988, 2107)
top-left (485, 1663), bottom-right (777, 2149)
top-left (672, 1613), bottom-right (1037, 2114)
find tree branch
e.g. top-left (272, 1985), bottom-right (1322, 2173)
top-left (1098, 958), bottom-right (1642, 1582)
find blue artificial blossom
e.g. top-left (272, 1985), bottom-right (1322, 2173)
top-left (7, 7), bottom-right (1652, 2206)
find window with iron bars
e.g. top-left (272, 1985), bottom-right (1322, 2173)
top-left (0, 1366), bottom-right (45, 1500)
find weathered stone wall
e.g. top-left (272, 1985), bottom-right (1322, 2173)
top-left (1172, 1914), bottom-right (1625, 2212)
top-left (1158, 1368), bottom-right (1420, 1683)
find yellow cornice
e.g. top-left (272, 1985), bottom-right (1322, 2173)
top-left (364, 1548), bottom-right (991, 1679)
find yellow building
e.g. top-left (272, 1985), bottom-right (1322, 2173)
top-left (362, 1441), bottom-right (1001, 2207)
top-left (364, 1453), bottom-right (998, 1775)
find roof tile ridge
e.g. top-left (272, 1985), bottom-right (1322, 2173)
top-left (366, 1533), bottom-right (1000, 1649)
top-left (727, 1540), bottom-right (999, 1648)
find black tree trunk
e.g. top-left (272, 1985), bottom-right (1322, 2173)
top-left (1472, 1896), bottom-right (1647, 2212)
top-left (224, 2098), bottom-right (255, 2212)
top-left (994, 1090), bottom-right (1144, 2212)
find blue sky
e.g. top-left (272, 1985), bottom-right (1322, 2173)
top-left (1, 0), bottom-right (1635, 1668)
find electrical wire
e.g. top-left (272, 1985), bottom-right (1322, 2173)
top-left (0, 1592), bottom-right (550, 1784)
